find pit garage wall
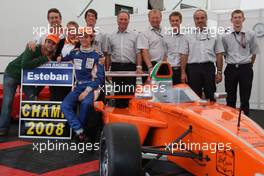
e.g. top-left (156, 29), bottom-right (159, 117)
top-left (217, 9), bottom-right (264, 110)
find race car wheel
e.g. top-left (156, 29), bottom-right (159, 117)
top-left (99, 123), bottom-right (142, 176)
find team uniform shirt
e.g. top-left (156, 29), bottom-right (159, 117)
top-left (137, 26), bottom-right (165, 62)
top-left (222, 28), bottom-right (259, 64)
top-left (62, 48), bottom-right (105, 90)
top-left (107, 30), bottom-right (139, 64)
top-left (179, 29), bottom-right (224, 63)
top-left (61, 48), bottom-right (105, 133)
top-left (163, 31), bottom-right (184, 67)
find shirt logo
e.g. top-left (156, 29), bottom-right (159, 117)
top-left (86, 58), bottom-right (94, 69)
top-left (74, 59), bottom-right (82, 70)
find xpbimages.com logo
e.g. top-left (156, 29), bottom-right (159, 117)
top-left (32, 25), bottom-right (101, 37)
top-left (32, 140), bottom-right (99, 154)
top-left (164, 25), bottom-right (232, 37)
top-left (164, 140), bottom-right (232, 154)
top-left (99, 82), bottom-right (166, 95)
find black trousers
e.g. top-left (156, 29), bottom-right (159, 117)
top-left (224, 63), bottom-right (253, 116)
top-left (111, 62), bottom-right (136, 108)
top-left (186, 62), bottom-right (216, 101)
top-left (172, 67), bottom-right (181, 85)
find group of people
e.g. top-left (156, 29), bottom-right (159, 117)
top-left (105, 8), bottom-right (258, 116)
top-left (0, 8), bottom-right (106, 141)
top-left (0, 8), bottom-right (259, 142)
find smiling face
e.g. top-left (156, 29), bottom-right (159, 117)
top-left (67, 24), bottom-right (78, 41)
top-left (85, 12), bottom-right (97, 27)
top-left (117, 12), bottom-right (129, 32)
top-left (79, 33), bottom-right (93, 48)
top-left (170, 15), bottom-right (181, 31)
top-left (44, 39), bottom-right (57, 53)
top-left (193, 10), bottom-right (207, 30)
top-left (48, 12), bottom-right (62, 28)
top-left (149, 11), bottom-right (162, 29)
top-left (231, 12), bottom-right (245, 30)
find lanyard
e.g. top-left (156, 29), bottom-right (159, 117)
top-left (152, 28), bottom-right (163, 38)
top-left (233, 32), bottom-right (246, 48)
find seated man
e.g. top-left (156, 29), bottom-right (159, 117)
top-left (61, 27), bottom-right (105, 142)
top-left (0, 34), bottom-right (60, 136)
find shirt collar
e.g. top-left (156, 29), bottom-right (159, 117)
top-left (231, 27), bottom-right (246, 34)
top-left (117, 29), bottom-right (129, 33)
top-left (150, 26), bottom-right (161, 33)
top-left (166, 28), bottom-right (181, 36)
top-left (80, 46), bottom-right (93, 53)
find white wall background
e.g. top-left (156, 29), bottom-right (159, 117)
top-left (0, 0), bottom-right (89, 71)
top-left (240, 0), bottom-right (264, 10)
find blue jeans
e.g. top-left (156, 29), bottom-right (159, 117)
top-left (61, 85), bottom-right (94, 132)
top-left (0, 74), bottom-right (36, 131)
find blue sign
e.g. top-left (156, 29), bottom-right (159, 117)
top-left (22, 62), bottom-right (74, 86)
top-left (20, 62), bottom-right (74, 139)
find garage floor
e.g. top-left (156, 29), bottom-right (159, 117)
top-left (0, 110), bottom-right (263, 176)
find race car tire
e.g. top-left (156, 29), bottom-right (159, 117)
top-left (99, 123), bottom-right (142, 176)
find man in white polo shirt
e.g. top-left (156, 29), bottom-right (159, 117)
top-left (137, 9), bottom-right (165, 76)
top-left (106, 11), bottom-right (141, 108)
top-left (163, 11), bottom-right (185, 85)
top-left (222, 9), bottom-right (259, 116)
top-left (180, 9), bottom-right (224, 101)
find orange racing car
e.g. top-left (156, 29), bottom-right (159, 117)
top-left (95, 62), bottom-right (264, 176)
